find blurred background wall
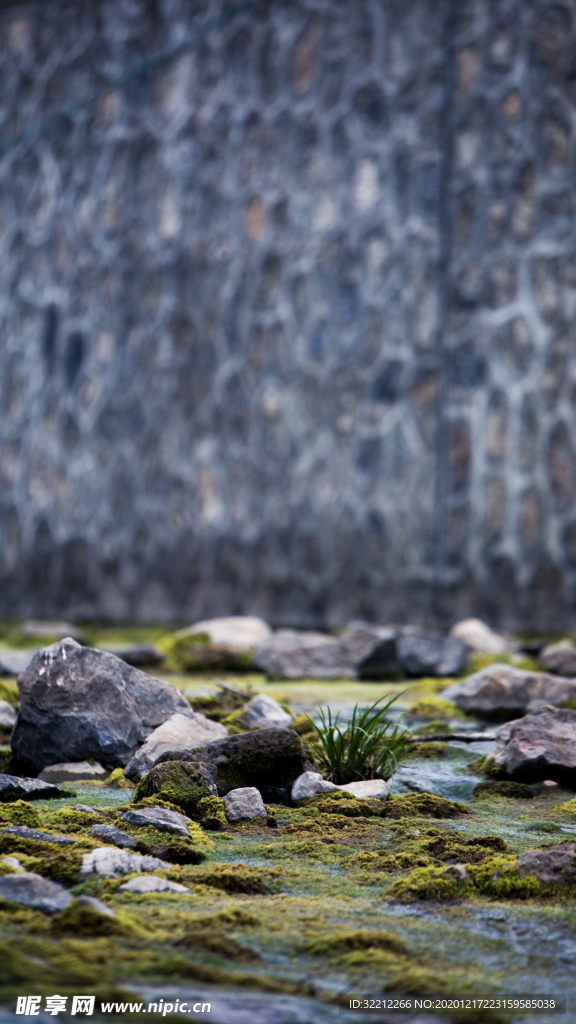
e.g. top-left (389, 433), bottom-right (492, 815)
top-left (0, 0), bottom-right (575, 631)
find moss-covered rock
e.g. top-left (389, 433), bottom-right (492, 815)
top-left (472, 780), bottom-right (536, 800)
top-left (197, 795), bottom-right (227, 831)
top-left (406, 698), bottom-right (466, 720)
top-left (168, 728), bottom-right (310, 796)
top-left (381, 794), bottom-right (469, 819)
top-left (50, 899), bottom-right (138, 937)
top-left (386, 864), bottom-right (471, 902)
top-left (0, 801), bottom-right (42, 829)
top-left (132, 760), bottom-right (218, 818)
top-left (106, 768), bottom-right (133, 790)
top-left (157, 630), bottom-right (255, 672)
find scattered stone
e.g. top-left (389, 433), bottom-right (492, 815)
top-left (102, 644), bottom-right (164, 667)
top-left (38, 760), bottom-right (107, 782)
top-left (449, 618), bottom-right (516, 655)
top-left (72, 804), bottom-right (111, 817)
top-left (291, 771), bottom-right (338, 801)
top-left (124, 712), bottom-right (228, 780)
top-left (0, 825), bottom-right (77, 845)
top-left (487, 705), bottom-right (576, 784)
top-left (405, 780), bottom-right (434, 794)
top-left (0, 872), bottom-right (73, 914)
top-left (22, 620), bottom-right (84, 642)
top-left (441, 864), bottom-right (469, 881)
top-left (11, 638), bottom-right (196, 774)
top-left (117, 875), bottom-right (190, 895)
top-left (397, 628), bottom-right (468, 678)
top-left (542, 779), bottom-right (559, 788)
top-left (242, 693), bottom-right (291, 729)
top-left (77, 894), bottom-right (116, 917)
top-left (80, 847), bottom-right (166, 879)
top-left (442, 664), bottom-right (576, 719)
top-left (118, 806), bottom-right (192, 838)
top-left (1, 856), bottom-right (25, 872)
top-left (0, 775), bottom-right (72, 802)
top-left (338, 779), bottom-right (390, 800)
top-left (538, 639), bottom-right (576, 677)
top-left (254, 629), bottom-right (350, 679)
top-left (90, 824), bottom-right (138, 850)
top-left (338, 622), bottom-right (401, 680)
top-left (517, 844), bottom-right (576, 885)
top-left (133, 759), bottom-right (218, 816)
top-left (181, 728), bottom-right (311, 796)
top-left (223, 787), bottom-right (267, 822)
top-left (159, 616), bottom-right (270, 671)
top-left (0, 700), bottom-right (16, 729)
top-left (0, 650), bottom-right (36, 677)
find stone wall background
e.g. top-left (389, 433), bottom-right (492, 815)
top-left (0, 0), bottom-right (575, 631)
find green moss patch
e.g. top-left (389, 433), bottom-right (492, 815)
top-left (406, 698), bottom-right (466, 720)
top-left (0, 801), bottom-right (42, 828)
top-left (133, 761), bottom-right (216, 818)
top-left (382, 794), bottom-right (469, 819)
top-left (472, 781), bottom-right (536, 800)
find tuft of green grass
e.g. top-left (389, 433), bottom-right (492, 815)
top-left (305, 694), bottom-right (413, 784)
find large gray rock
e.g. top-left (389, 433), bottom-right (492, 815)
top-left (0, 775), bottom-right (72, 802)
top-left (291, 771), bottom-right (338, 801)
top-left (10, 638), bottom-right (195, 773)
top-left (0, 826), bottom-right (77, 846)
top-left (183, 616), bottom-right (270, 649)
top-left (118, 805), bottom-right (193, 838)
top-left (90, 824), bottom-right (138, 850)
top-left (223, 787), bottom-right (267, 822)
top-left (174, 727), bottom-right (311, 796)
top-left (538, 639), bottom-right (576, 677)
top-left (0, 650), bottom-right (35, 677)
top-left (0, 872), bottom-right (73, 914)
top-left (117, 875), bottom-right (190, 894)
top-left (39, 760), bottom-right (107, 782)
top-left (442, 664), bottom-right (576, 720)
top-left (124, 712), bottom-right (228, 780)
top-left (0, 700), bottom-right (16, 729)
top-left (488, 706), bottom-right (576, 784)
top-left (80, 847), bottom-right (166, 878)
top-left (449, 618), bottom-right (515, 655)
top-left (162, 616), bottom-right (271, 671)
top-left (396, 628), bottom-right (468, 678)
top-left (338, 622), bottom-right (400, 680)
top-left (254, 629), bottom-right (350, 679)
top-left (242, 693), bottom-right (291, 729)
top-left (517, 843), bottom-right (576, 885)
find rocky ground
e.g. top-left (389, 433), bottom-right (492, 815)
top-left (0, 618), bottom-right (576, 1023)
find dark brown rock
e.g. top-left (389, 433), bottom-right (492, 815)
top-left (517, 844), bottom-right (576, 885)
top-left (489, 705), bottom-right (576, 784)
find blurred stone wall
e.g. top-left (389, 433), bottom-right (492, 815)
top-left (0, 0), bottom-right (575, 631)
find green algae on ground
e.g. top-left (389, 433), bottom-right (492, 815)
top-left (472, 781), bottom-right (535, 799)
top-left (406, 697), bottom-right (467, 720)
top-left (0, 800), bottom-right (42, 828)
top-left (107, 767), bottom-right (134, 790)
top-left (382, 793), bottom-right (469, 819)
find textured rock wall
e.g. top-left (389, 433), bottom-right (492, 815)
top-left (0, 0), bottom-right (575, 631)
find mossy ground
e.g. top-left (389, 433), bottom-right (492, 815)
top-left (0, 653), bottom-right (575, 1018)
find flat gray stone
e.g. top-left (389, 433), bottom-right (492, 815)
top-left (117, 875), bottom-right (190, 895)
top-left (0, 826), bottom-right (77, 845)
top-left (538, 639), bottom-right (576, 677)
top-left (223, 787), bottom-right (267, 822)
top-left (337, 779), bottom-right (390, 801)
top-left (77, 894), bottom-right (116, 917)
top-left (90, 824), bottom-right (138, 850)
top-left (242, 693), bottom-right (291, 730)
top-left (291, 771), bottom-right (339, 802)
top-left (80, 846), bottom-right (165, 878)
top-left (0, 872), bottom-right (72, 914)
top-left (39, 760), bottom-right (107, 782)
top-left (0, 775), bottom-right (73, 802)
top-left (117, 805), bottom-right (192, 838)
top-left (124, 712), bottom-right (228, 780)
top-left (0, 700), bottom-right (16, 729)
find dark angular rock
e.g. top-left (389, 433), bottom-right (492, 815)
top-left (488, 705), bottom-right (576, 784)
top-left (118, 805), bottom-right (192, 838)
top-left (0, 826), bottom-right (77, 845)
top-left (132, 759), bottom-right (218, 817)
top-left (161, 728), bottom-right (311, 797)
top-left (0, 872), bottom-right (73, 914)
top-left (0, 775), bottom-right (73, 802)
top-left (90, 824), bottom-right (138, 850)
top-left (10, 638), bottom-right (194, 773)
top-left (517, 843), bottom-right (576, 885)
top-left (397, 628), bottom-right (468, 677)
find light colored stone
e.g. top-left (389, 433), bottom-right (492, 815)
top-left (117, 875), bottom-right (190, 895)
top-left (77, 894), bottom-right (116, 917)
top-left (1, 856), bottom-right (25, 872)
top-left (38, 760), bottom-right (107, 782)
top-left (254, 630), bottom-right (352, 680)
top-left (449, 617), bottom-right (515, 654)
top-left (118, 805), bottom-right (192, 838)
top-left (291, 771), bottom-right (338, 802)
top-left (179, 616), bottom-right (271, 650)
top-left (337, 779), bottom-right (390, 801)
top-left (442, 664), bottom-right (576, 718)
top-left (242, 693), bottom-right (291, 729)
top-left (0, 650), bottom-right (35, 677)
top-left (124, 711), bottom-right (228, 780)
top-left (0, 700), bottom-right (16, 729)
top-left (80, 846), bottom-right (165, 879)
top-left (222, 786), bottom-right (267, 822)
top-left (441, 864), bottom-right (468, 881)
top-left (489, 705), bottom-right (576, 783)
top-left (0, 872), bottom-right (72, 914)
top-left (538, 639), bottom-right (576, 677)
